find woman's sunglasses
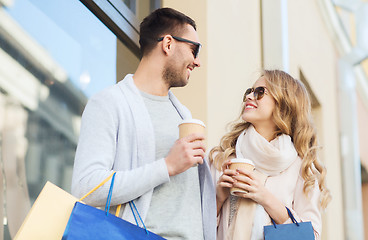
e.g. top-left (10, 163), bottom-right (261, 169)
top-left (243, 86), bottom-right (267, 102)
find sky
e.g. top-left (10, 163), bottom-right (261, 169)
top-left (5, 0), bottom-right (117, 98)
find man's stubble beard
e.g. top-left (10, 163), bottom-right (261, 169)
top-left (162, 61), bottom-right (188, 88)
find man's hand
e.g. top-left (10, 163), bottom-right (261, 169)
top-left (165, 133), bottom-right (206, 176)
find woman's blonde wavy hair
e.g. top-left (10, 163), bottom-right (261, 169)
top-left (209, 69), bottom-right (331, 209)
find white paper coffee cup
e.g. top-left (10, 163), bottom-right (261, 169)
top-left (178, 119), bottom-right (206, 138)
top-left (229, 158), bottom-right (255, 195)
top-left (178, 119), bottom-right (206, 167)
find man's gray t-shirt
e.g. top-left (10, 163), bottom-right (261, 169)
top-left (140, 91), bottom-right (204, 240)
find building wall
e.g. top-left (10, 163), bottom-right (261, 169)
top-left (162, 0), bottom-right (209, 131)
top-left (363, 183), bottom-right (368, 240)
top-left (162, 0), bottom-right (345, 239)
top-left (287, 0), bottom-right (344, 239)
top-left (358, 94), bottom-right (368, 240)
top-left (163, 0), bottom-right (262, 149)
top-left (206, 0), bottom-right (262, 150)
top-left (358, 94), bottom-right (368, 170)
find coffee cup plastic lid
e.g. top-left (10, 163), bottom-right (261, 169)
top-left (179, 119), bottom-right (206, 127)
top-left (230, 158), bottom-right (255, 166)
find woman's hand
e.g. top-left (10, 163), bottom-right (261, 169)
top-left (232, 168), bottom-right (269, 205)
top-left (216, 159), bottom-right (237, 215)
top-left (232, 168), bottom-right (289, 224)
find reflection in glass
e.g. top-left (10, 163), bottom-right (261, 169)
top-left (0, 0), bottom-right (139, 239)
top-left (119, 0), bottom-right (160, 22)
top-left (123, 0), bottom-right (135, 13)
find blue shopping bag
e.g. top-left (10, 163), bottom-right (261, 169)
top-left (62, 172), bottom-right (165, 240)
top-left (264, 207), bottom-right (315, 240)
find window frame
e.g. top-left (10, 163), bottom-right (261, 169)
top-left (79, 0), bottom-right (161, 58)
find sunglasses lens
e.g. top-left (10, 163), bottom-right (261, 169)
top-left (194, 45), bottom-right (201, 58)
top-left (245, 88), bottom-right (253, 95)
top-left (243, 88), bottom-right (253, 102)
top-left (244, 87), bottom-right (266, 101)
top-left (254, 87), bottom-right (265, 100)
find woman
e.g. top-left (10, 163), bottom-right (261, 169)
top-left (209, 70), bottom-right (331, 240)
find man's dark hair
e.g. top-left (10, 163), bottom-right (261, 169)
top-left (139, 8), bottom-right (196, 57)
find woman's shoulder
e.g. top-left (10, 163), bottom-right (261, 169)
top-left (279, 156), bottom-right (303, 176)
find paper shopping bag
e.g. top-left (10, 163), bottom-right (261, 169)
top-left (62, 202), bottom-right (166, 240)
top-left (62, 172), bottom-right (166, 240)
top-left (264, 207), bottom-right (315, 240)
top-left (14, 182), bottom-right (78, 240)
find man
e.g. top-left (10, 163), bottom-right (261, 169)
top-left (71, 7), bottom-right (216, 240)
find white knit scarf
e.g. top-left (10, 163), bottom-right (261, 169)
top-left (236, 125), bottom-right (298, 176)
top-left (229, 125), bottom-right (298, 240)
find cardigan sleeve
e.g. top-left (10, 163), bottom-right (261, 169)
top-left (71, 91), bottom-right (170, 207)
top-left (288, 175), bottom-right (322, 239)
top-left (209, 160), bottom-right (231, 240)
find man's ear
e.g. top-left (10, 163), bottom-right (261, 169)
top-left (161, 35), bottom-right (174, 56)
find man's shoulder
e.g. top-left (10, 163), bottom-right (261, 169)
top-left (90, 74), bottom-right (131, 95)
top-left (89, 84), bottom-right (122, 104)
top-left (89, 75), bottom-right (134, 102)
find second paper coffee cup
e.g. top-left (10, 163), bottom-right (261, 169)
top-left (230, 158), bottom-right (255, 195)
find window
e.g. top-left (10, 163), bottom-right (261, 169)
top-left (80, 0), bottom-right (160, 57)
top-left (0, 0), bottom-right (148, 238)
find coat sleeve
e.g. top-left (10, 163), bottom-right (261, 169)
top-left (71, 92), bottom-right (170, 207)
top-left (287, 175), bottom-right (322, 240)
top-left (209, 160), bottom-right (230, 240)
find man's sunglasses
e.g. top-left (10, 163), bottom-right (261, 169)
top-left (157, 35), bottom-right (202, 58)
top-left (243, 86), bottom-right (267, 102)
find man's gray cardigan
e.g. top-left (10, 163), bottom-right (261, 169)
top-left (71, 74), bottom-right (216, 239)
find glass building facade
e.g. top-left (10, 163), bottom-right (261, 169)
top-left (0, 0), bottom-right (157, 238)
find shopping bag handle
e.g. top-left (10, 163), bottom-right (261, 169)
top-left (78, 172), bottom-right (122, 217)
top-left (79, 172), bottom-right (117, 202)
top-left (101, 173), bottom-right (149, 235)
top-left (129, 201), bottom-right (149, 234)
top-left (104, 172), bottom-right (117, 215)
top-left (78, 171), bottom-right (149, 234)
top-left (270, 207), bottom-right (300, 228)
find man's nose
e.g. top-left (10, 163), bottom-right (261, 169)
top-left (194, 56), bottom-right (201, 67)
